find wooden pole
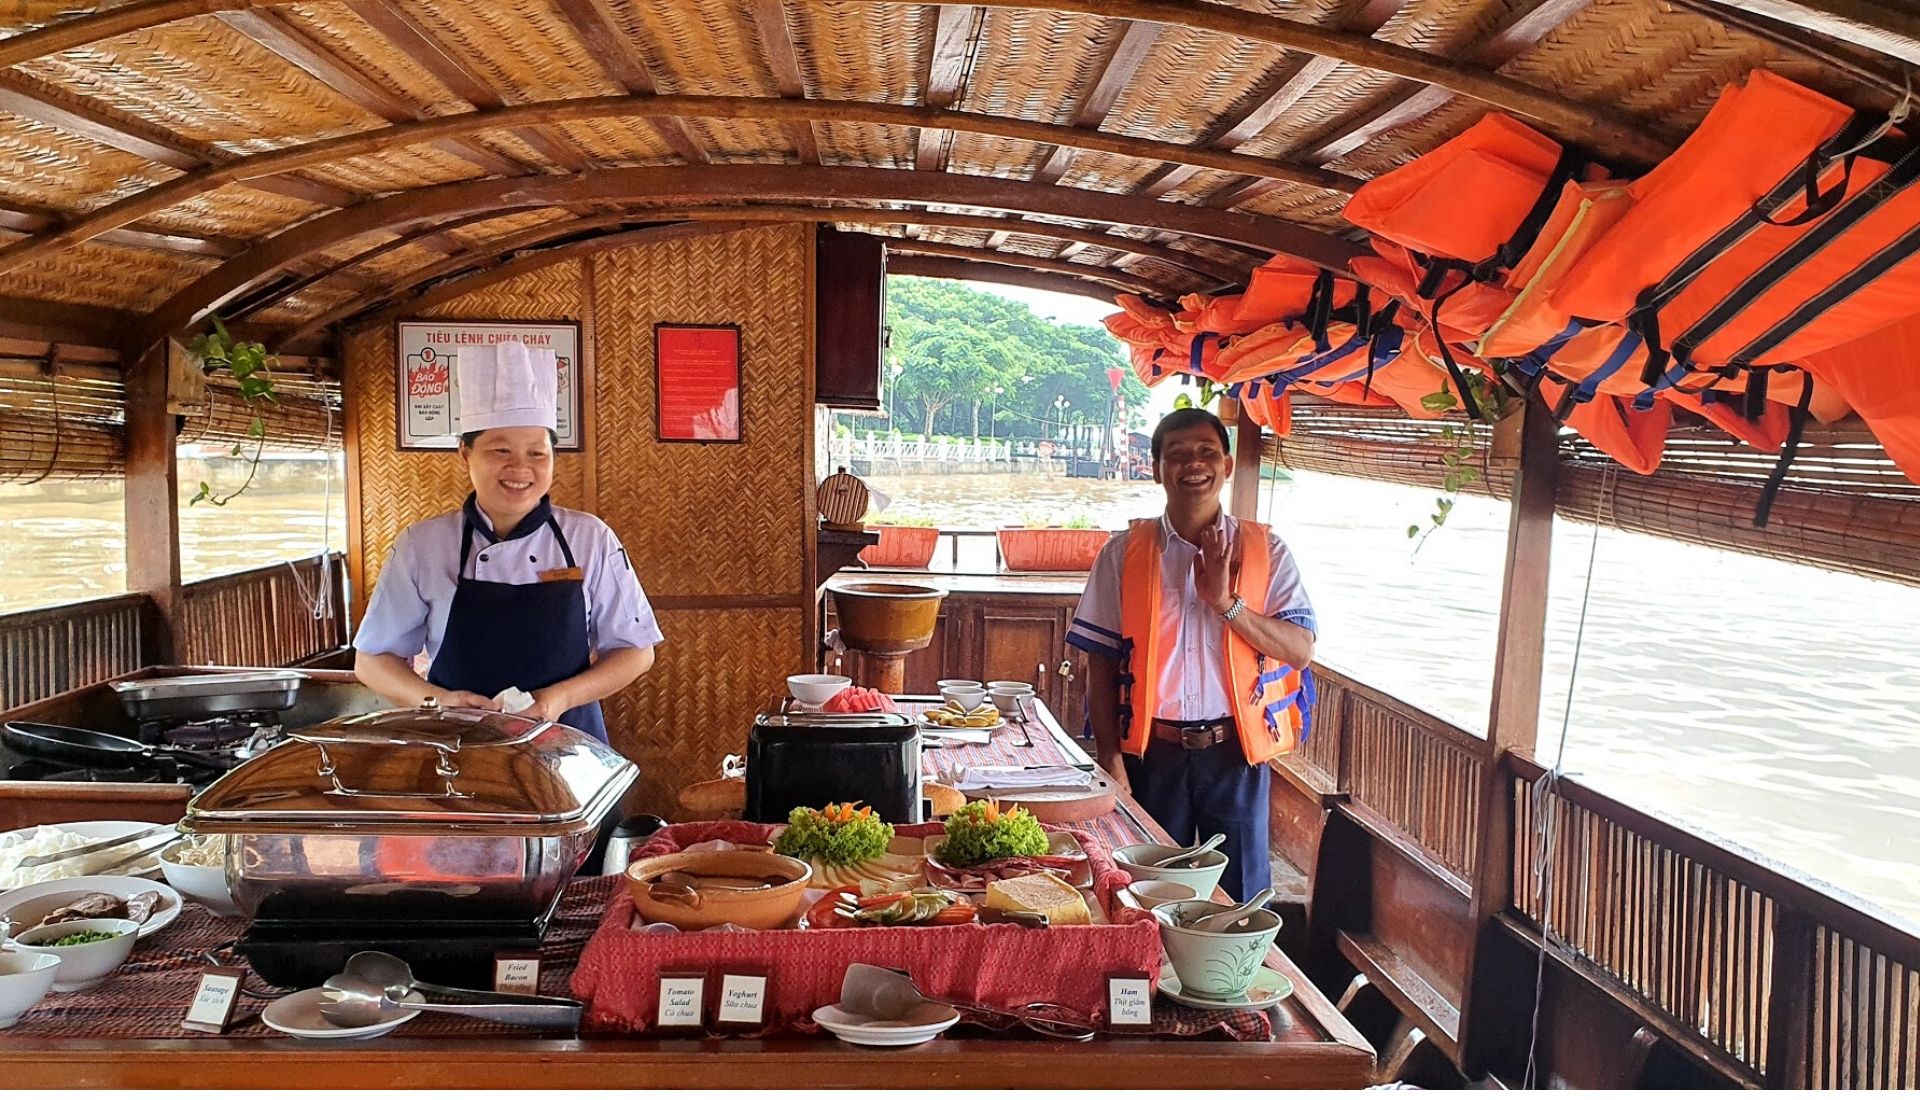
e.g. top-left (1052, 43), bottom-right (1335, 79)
top-left (1230, 400), bottom-right (1262, 520)
top-left (122, 344), bottom-right (181, 665)
top-left (1458, 393), bottom-right (1560, 1077)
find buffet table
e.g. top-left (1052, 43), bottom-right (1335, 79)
top-left (0, 701), bottom-right (1374, 1089)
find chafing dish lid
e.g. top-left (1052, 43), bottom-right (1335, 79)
top-left (182, 704), bottom-right (637, 836)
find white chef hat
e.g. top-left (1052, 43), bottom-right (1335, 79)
top-left (458, 339), bottom-right (557, 433)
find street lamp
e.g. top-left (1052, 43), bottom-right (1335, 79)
top-left (1052, 395), bottom-right (1070, 455)
top-left (989, 385), bottom-right (1005, 448)
top-left (886, 356), bottom-right (903, 425)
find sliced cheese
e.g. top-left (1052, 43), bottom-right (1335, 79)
top-left (983, 871), bottom-right (1091, 926)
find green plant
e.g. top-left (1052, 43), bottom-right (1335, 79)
top-left (1171, 377), bottom-right (1229, 412)
top-left (1406, 372), bottom-right (1516, 547)
top-left (1061, 514), bottom-right (1097, 529)
top-left (186, 314), bottom-right (279, 506)
top-left (868, 512), bottom-right (938, 528)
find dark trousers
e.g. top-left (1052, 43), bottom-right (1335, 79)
top-left (1123, 736), bottom-right (1271, 903)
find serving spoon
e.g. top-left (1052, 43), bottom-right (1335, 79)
top-left (1151, 833), bottom-right (1226, 869)
top-left (1187, 889), bottom-right (1277, 933)
top-left (319, 950), bottom-right (582, 1030)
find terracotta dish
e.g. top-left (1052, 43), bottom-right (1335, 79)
top-left (625, 850), bottom-right (811, 930)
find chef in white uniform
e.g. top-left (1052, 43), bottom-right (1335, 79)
top-left (353, 340), bottom-right (661, 741)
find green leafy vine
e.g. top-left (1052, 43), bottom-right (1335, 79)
top-left (186, 315), bottom-right (279, 507)
top-left (1406, 372), bottom-right (1516, 547)
top-left (1172, 378), bottom-right (1229, 411)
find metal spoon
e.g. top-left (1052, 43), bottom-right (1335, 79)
top-left (1152, 833), bottom-right (1226, 869)
top-left (1187, 889), bottom-right (1277, 933)
top-left (319, 950), bottom-right (582, 1030)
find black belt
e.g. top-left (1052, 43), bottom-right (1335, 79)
top-left (1150, 718), bottom-right (1234, 750)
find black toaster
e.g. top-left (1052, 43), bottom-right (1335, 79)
top-left (744, 711), bottom-right (922, 824)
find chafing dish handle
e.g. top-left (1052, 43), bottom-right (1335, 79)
top-left (289, 727), bottom-right (466, 752)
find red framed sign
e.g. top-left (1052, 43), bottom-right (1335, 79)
top-left (654, 323), bottom-right (742, 443)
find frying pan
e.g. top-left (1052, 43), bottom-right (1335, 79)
top-left (1, 721), bottom-right (234, 773)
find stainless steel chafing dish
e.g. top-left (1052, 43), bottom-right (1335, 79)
top-left (181, 701), bottom-right (637, 928)
top-left (111, 670), bottom-right (304, 719)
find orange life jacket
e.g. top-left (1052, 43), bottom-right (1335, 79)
top-left (1116, 518), bottom-right (1310, 764)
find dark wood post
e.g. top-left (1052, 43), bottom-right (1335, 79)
top-left (1458, 393), bottom-right (1560, 1077)
top-left (1764, 908), bottom-right (1815, 1088)
top-left (122, 343), bottom-right (182, 665)
top-left (1230, 399), bottom-right (1262, 520)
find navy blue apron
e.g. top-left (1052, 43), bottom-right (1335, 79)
top-left (427, 495), bottom-right (609, 743)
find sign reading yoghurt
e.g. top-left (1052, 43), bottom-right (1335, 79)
top-left (396, 320), bottom-right (582, 450)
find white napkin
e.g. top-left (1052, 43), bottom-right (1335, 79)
top-left (953, 765), bottom-right (1094, 792)
top-left (493, 686), bottom-right (535, 714)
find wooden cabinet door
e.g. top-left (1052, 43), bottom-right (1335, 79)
top-left (814, 228), bottom-right (886, 409)
top-left (977, 601), bottom-right (1069, 712)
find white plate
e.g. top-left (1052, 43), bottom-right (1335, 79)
top-left (0, 821), bottom-right (170, 884)
top-left (812, 1002), bottom-right (961, 1046)
top-left (1157, 961), bottom-right (1294, 1010)
top-left (0, 875), bottom-right (183, 941)
top-left (263, 987), bottom-right (426, 1041)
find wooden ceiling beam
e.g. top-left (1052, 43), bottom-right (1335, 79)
top-left (214, 8), bottom-right (526, 178)
top-left (917, 5), bottom-right (979, 171)
top-left (272, 202), bottom-right (1250, 335)
top-left (1697, 0), bottom-right (1920, 66)
top-left (889, 253), bottom-right (1121, 303)
top-left (343, 0), bottom-right (593, 174)
top-left (0, 93), bottom-right (1353, 278)
top-left (887, 238), bottom-right (1165, 294)
top-left (548, 0), bottom-right (708, 163)
top-left (748, 0), bottom-right (822, 164)
top-left (136, 164), bottom-right (1361, 353)
top-left (0, 75), bottom-right (204, 169)
top-left (1031, 20), bottom-right (1163, 185)
top-left (0, 198), bottom-right (249, 260)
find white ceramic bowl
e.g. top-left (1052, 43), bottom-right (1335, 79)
top-left (1114, 843), bottom-right (1230, 901)
top-left (158, 839), bottom-right (236, 917)
top-left (934, 679), bottom-right (982, 690)
top-left (1127, 880), bottom-right (1197, 906)
top-left (1152, 900), bottom-right (1282, 1000)
top-left (787, 674), bottom-right (852, 706)
top-left (12, 917), bottom-right (141, 992)
top-left (0, 950), bottom-right (60, 1029)
top-left (988, 685), bottom-right (1035, 712)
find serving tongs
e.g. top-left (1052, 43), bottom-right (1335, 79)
top-left (838, 962), bottom-right (1096, 1041)
top-left (319, 950), bottom-right (582, 1031)
top-left (15, 824), bottom-right (177, 868)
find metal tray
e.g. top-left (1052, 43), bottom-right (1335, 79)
top-left (111, 671), bottom-right (304, 719)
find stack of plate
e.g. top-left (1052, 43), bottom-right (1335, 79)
top-left (811, 1001), bottom-right (961, 1046)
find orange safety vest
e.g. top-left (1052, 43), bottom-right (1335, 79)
top-left (1116, 519), bottom-right (1311, 765)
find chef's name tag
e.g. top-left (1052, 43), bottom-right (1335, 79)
top-left (717, 974), bottom-right (768, 1026)
top-left (657, 974), bottom-right (706, 1029)
top-left (182, 967), bottom-right (245, 1033)
top-left (538, 566), bottom-right (584, 583)
top-left (1108, 976), bottom-right (1153, 1030)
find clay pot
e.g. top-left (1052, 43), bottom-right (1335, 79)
top-left (859, 525), bottom-right (939, 569)
top-left (626, 850), bottom-right (812, 930)
top-left (997, 528), bottom-right (1110, 572)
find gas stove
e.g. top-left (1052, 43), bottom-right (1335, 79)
top-left (0, 711), bottom-right (285, 788)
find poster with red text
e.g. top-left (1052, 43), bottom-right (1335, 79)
top-left (655, 323), bottom-right (742, 443)
top-left (396, 320), bottom-right (581, 450)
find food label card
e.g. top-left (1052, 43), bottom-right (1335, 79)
top-left (182, 967), bottom-right (246, 1033)
top-left (657, 973), bottom-right (707, 1031)
top-left (494, 953), bottom-right (540, 995)
top-left (717, 973), bottom-right (769, 1027)
top-left (1108, 974), bottom-right (1154, 1032)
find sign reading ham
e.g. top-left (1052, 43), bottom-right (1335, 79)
top-left (396, 319), bottom-right (582, 450)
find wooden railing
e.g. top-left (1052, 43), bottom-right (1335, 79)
top-left (176, 553), bottom-right (348, 668)
top-left (1509, 754), bottom-right (1920, 1088)
top-left (1287, 665), bottom-right (1487, 882)
top-left (0, 593), bottom-right (148, 711)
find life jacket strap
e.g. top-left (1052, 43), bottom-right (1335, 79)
top-left (1755, 371), bottom-right (1814, 528)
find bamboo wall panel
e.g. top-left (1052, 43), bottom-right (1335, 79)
top-left (1514, 774), bottom-right (1775, 1074)
top-left (176, 553), bottom-right (348, 668)
top-left (0, 594), bottom-right (146, 711)
top-left (1346, 687), bottom-right (1484, 879)
top-left (345, 262), bottom-right (592, 601)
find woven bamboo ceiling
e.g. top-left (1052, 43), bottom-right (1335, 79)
top-left (0, 0), bottom-right (1910, 357)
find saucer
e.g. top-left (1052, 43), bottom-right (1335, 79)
top-left (1157, 962), bottom-right (1293, 1010)
top-left (811, 1002), bottom-right (961, 1046)
top-left (262, 987), bottom-right (425, 1040)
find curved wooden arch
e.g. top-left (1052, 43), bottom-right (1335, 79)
top-left (2, 0), bottom-right (1666, 162)
top-left (0, 94), bottom-right (1356, 279)
top-left (132, 164), bottom-right (1360, 354)
top-left (270, 202), bottom-right (1245, 335)
top-left (886, 239), bottom-right (1161, 293)
top-left (887, 254), bottom-right (1120, 304)
top-left (346, 223), bottom-right (1151, 333)
top-left (283, 206), bottom-right (1195, 342)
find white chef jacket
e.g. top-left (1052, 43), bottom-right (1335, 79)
top-left (353, 505), bottom-right (664, 665)
top-left (1065, 513), bottom-right (1315, 722)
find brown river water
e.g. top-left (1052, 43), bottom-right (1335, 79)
top-left (2, 464), bottom-right (1916, 927)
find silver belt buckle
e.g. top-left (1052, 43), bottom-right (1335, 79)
top-left (1180, 724), bottom-right (1218, 750)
